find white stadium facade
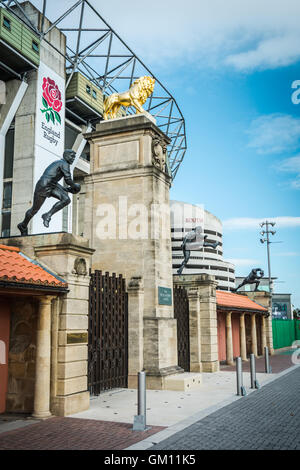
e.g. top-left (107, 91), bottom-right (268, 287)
top-left (170, 201), bottom-right (236, 291)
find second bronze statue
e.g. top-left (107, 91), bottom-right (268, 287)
top-left (17, 149), bottom-right (81, 236)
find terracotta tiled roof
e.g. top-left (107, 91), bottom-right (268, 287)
top-left (0, 244), bottom-right (67, 288)
top-left (216, 290), bottom-right (267, 312)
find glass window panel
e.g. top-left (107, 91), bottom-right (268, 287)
top-left (2, 182), bottom-right (12, 209)
top-left (1, 211), bottom-right (11, 237)
top-left (65, 125), bottom-right (78, 149)
top-left (4, 128), bottom-right (14, 179)
top-left (3, 17), bottom-right (11, 30)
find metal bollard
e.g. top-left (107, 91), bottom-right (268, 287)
top-left (133, 371), bottom-right (150, 431)
top-left (264, 346), bottom-right (271, 373)
top-left (236, 357), bottom-right (247, 396)
top-left (250, 353), bottom-right (260, 389)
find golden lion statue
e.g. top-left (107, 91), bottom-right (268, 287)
top-left (103, 76), bottom-right (155, 120)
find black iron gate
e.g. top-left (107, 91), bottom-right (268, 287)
top-left (88, 270), bottom-right (128, 395)
top-left (173, 285), bottom-right (190, 372)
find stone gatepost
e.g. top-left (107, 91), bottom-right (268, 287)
top-left (84, 115), bottom-right (181, 388)
top-left (173, 273), bottom-right (219, 373)
top-left (33, 234), bottom-right (94, 415)
top-left (197, 275), bottom-right (219, 372)
top-left (2, 233), bottom-right (95, 416)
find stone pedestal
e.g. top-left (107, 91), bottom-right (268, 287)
top-left (84, 115), bottom-right (180, 387)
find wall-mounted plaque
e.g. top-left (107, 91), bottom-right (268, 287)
top-left (158, 286), bottom-right (172, 306)
top-left (67, 332), bottom-right (88, 344)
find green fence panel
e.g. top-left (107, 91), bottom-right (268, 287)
top-left (295, 320), bottom-right (300, 341)
top-left (272, 319), bottom-right (297, 349)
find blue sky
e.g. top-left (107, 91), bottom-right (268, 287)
top-left (92, 0), bottom-right (300, 306)
top-left (29, 0), bottom-right (300, 306)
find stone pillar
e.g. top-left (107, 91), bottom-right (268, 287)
top-left (127, 276), bottom-right (144, 388)
top-left (241, 291), bottom-right (274, 355)
top-left (251, 314), bottom-right (258, 357)
top-left (186, 287), bottom-right (201, 373)
top-left (34, 234), bottom-right (94, 416)
top-left (173, 274), bottom-right (219, 372)
top-left (84, 114), bottom-right (181, 388)
top-left (1, 233), bottom-right (94, 416)
top-left (266, 314), bottom-right (274, 355)
top-left (198, 276), bottom-right (219, 372)
top-left (239, 313), bottom-right (247, 361)
top-left (33, 296), bottom-right (55, 419)
top-left (261, 315), bottom-right (267, 352)
top-left (225, 311), bottom-right (234, 366)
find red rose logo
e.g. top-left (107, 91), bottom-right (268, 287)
top-left (41, 76), bottom-right (62, 124)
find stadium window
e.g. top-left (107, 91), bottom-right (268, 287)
top-left (2, 182), bottom-right (12, 209)
top-left (86, 85), bottom-right (91, 95)
top-left (92, 90), bottom-right (97, 100)
top-left (1, 211), bottom-right (11, 238)
top-left (3, 17), bottom-right (11, 30)
top-left (32, 40), bottom-right (39, 53)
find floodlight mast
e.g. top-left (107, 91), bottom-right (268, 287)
top-left (259, 220), bottom-right (276, 314)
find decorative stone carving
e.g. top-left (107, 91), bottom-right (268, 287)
top-left (73, 257), bottom-right (87, 276)
top-left (152, 137), bottom-right (167, 171)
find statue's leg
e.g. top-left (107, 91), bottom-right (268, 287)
top-left (17, 191), bottom-right (46, 235)
top-left (254, 281), bottom-right (259, 291)
top-left (204, 241), bottom-right (219, 249)
top-left (41, 185), bottom-right (70, 228)
top-left (177, 248), bottom-right (191, 275)
top-left (233, 281), bottom-right (245, 292)
top-left (112, 103), bottom-right (120, 119)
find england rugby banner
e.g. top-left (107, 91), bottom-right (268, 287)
top-left (33, 61), bottom-right (65, 234)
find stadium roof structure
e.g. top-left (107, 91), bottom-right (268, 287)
top-left (0, 0), bottom-right (187, 179)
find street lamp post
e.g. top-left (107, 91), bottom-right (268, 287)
top-left (260, 221), bottom-right (276, 315)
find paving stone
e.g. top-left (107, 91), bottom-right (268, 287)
top-left (151, 367), bottom-right (300, 450)
top-left (0, 417), bottom-right (164, 450)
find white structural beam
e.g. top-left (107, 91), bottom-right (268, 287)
top-left (0, 80), bottom-right (28, 234)
top-left (67, 123), bottom-right (92, 233)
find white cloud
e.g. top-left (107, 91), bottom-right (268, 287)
top-left (275, 155), bottom-right (300, 189)
top-left (276, 155), bottom-right (300, 172)
top-left (225, 34), bottom-right (300, 71)
top-left (223, 216), bottom-right (300, 230)
top-left (225, 258), bottom-right (260, 267)
top-left (29, 0), bottom-right (300, 71)
top-left (247, 114), bottom-right (300, 155)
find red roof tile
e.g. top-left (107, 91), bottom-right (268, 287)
top-left (0, 244), bottom-right (67, 288)
top-left (216, 290), bottom-right (267, 312)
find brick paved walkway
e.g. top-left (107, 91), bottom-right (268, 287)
top-left (151, 367), bottom-right (300, 450)
top-left (221, 348), bottom-right (295, 374)
top-left (0, 417), bottom-right (164, 450)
